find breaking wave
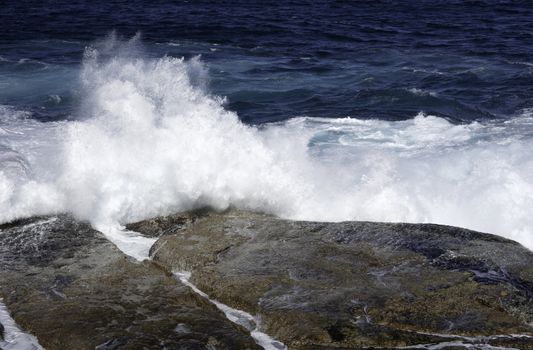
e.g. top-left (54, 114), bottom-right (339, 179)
top-left (1, 35), bottom-right (533, 249)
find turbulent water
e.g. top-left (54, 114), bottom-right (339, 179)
top-left (1, 2), bottom-right (533, 248)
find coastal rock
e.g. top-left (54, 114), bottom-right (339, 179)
top-left (0, 215), bottom-right (260, 350)
top-left (142, 210), bottom-right (533, 349)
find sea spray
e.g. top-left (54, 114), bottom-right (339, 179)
top-left (1, 35), bottom-right (533, 248)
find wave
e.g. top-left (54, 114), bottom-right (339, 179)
top-left (1, 35), bottom-right (533, 249)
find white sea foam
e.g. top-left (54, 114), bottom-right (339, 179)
top-left (1, 35), bottom-right (533, 249)
top-left (97, 225), bottom-right (156, 261)
top-left (0, 301), bottom-right (44, 350)
top-left (47, 94), bottom-right (62, 104)
top-left (175, 272), bottom-right (287, 350)
top-left (408, 88), bottom-right (437, 97)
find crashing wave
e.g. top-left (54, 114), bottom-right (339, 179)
top-left (1, 35), bottom-right (532, 249)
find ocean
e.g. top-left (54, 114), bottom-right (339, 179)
top-left (1, 1), bottom-right (533, 248)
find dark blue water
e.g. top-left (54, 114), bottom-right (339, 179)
top-left (1, 1), bottom-right (533, 124)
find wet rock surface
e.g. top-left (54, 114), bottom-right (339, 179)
top-left (143, 210), bottom-right (533, 349)
top-left (0, 215), bottom-right (260, 350)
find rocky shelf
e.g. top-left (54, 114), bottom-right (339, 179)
top-left (0, 215), bottom-right (259, 350)
top-left (2, 210), bottom-right (533, 349)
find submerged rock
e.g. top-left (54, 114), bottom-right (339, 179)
top-left (141, 210), bottom-right (533, 349)
top-left (0, 215), bottom-right (260, 350)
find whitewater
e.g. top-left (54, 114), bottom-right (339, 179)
top-left (1, 36), bottom-right (533, 249)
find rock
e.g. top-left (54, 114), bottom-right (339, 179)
top-left (0, 215), bottom-right (261, 350)
top-left (143, 209), bottom-right (533, 349)
top-left (125, 208), bottom-right (213, 238)
top-left (0, 321), bottom-right (4, 340)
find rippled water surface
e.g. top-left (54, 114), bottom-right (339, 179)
top-left (2, 1), bottom-right (533, 122)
